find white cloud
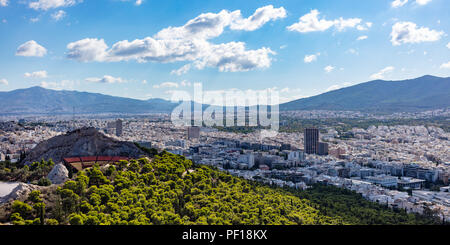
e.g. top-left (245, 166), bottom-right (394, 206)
top-left (16, 40), bottom-right (47, 57)
top-left (142, 80), bottom-right (147, 84)
top-left (304, 53), bottom-right (320, 63)
top-left (357, 35), bottom-right (368, 41)
top-left (278, 87), bottom-right (304, 103)
top-left (390, 22), bottom-right (444, 46)
top-left (324, 65), bottom-right (335, 73)
top-left (391, 0), bottom-right (431, 8)
top-left (66, 38), bottom-right (108, 62)
top-left (447, 42), bottom-right (450, 49)
top-left (195, 42), bottom-right (275, 72)
top-left (347, 48), bottom-right (359, 55)
top-left (196, 86), bottom-right (296, 106)
top-left (66, 5), bottom-right (285, 72)
top-left (440, 61), bottom-right (450, 69)
top-left (370, 66), bottom-right (395, 79)
top-left (287, 10), bottom-right (334, 33)
top-left (29, 0), bottom-right (82, 11)
top-left (325, 82), bottom-right (352, 92)
top-left (0, 78), bottom-right (8, 85)
top-left (416, 0), bottom-right (432, 6)
top-left (391, 0), bottom-right (408, 8)
top-left (280, 87), bottom-right (290, 93)
top-left (121, 0), bottom-right (143, 6)
top-left (153, 82), bottom-right (179, 89)
top-left (287, 9), bottom-right (368, 33)
top-left (30, 17), bottom-right (40, 22)
top-left (51, 10), bottom-right (66, 21)
top-left (24, 70), bottom-right (48, 78)
top-left (325, 85), bottom-right (341, 92)
top-left (40, 80), bottom-right (74, 90)
top-left (171, 64), bottom-right (191, 76)
top-left (356, 22), bottom-right (372, 31)
top-left (0, 0), bottom-right (8, 7)
top-left (85, 75), bottom-right (126, 84)
top-left (229, 5), bottom-right (286, 31)
top-left (180, 80), bottom-right (191, 87)
top-left (335, 17), bottom-right (363, 31)
top-left (279, 45), bottom-right (288, 49)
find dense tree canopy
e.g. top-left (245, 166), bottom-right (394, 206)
top-left (0, 158), bottom-right (54, 185)
top-left (2, 152), bottom-right (442, 225)
top-left (292, 184), bottom-right (441, 225)
top-left (5, 152), bottom-right (343, 225)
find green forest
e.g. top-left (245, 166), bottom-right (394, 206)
top-left (0, 152), bottom-right (442, 225)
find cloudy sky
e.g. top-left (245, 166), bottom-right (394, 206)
top-left (0, 0), bottom-right (449, 103)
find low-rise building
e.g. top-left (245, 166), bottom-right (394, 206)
top-left (397, 177), bottom-right (425, 190)
top-left (365, 175), bottom-right (398, 188)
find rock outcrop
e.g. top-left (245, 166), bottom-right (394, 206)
top-left (0, 183), bottom-right (39, 205)
top-left (22, 127), bottom-right (145, 165)
top-left (47, 163), bottom-right (69, 184)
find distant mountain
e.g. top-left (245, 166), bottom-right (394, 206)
top-left (0, 86), bottom-right (178, 115)
top-left (281, 75), bottom-right (450, 112)
top-left (1, 75), bottom-right (449, 115)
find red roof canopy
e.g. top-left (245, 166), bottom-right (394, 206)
top-left (63, 157), bottom-right (81, 163)
top-left (81, 156), bottom-right (97, 162)
top-left (63, 156), bottom-right (130, 167)
top-left (97, 156), bottom-right (113, 161)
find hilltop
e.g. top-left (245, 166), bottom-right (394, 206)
top-left (22, 127), bottom-right (145, 165)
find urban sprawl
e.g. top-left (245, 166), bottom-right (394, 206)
top-left (1, 110), bottom-right (449, 222)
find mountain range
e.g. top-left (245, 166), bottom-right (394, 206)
top-left (281, 75), bottom-right (450, 112)
top-left (0, 75), bottom-right (448, 115)
top-left (0, 86), bottom-right (178, 115)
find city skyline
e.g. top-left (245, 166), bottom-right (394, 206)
top-left (0, 0), bottom-right (449, 103)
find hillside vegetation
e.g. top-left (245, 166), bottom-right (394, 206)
top-left (1, 152), bottom-right (441, 225)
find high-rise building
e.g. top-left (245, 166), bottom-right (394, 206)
top-left (116, 119), bottom-right (123, 137)
top-left (304, 128), bottom-right (319, 154)
top-left (188, 126), bottom-right (200, 140)
top-left (318, 142), bottom-right (329, 156)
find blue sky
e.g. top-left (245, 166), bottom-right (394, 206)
top-left (0, 0), bottom-right (449, 103)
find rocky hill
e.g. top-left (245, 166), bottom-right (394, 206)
top-left (22, 127), bottom-right (145, 165)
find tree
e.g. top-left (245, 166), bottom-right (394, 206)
top-left (38, 177), bottom-right (52, 186)
top-left (33, 202), bottom-right (46, 225)
top-left (28, 190), bottom-right (42, 203)
top-left (10, 213), bottom-right (25, 225)
top-left (11, 201), bottom-right (32, 218)
top-left (87, 167), bottom-right (109, 186)
top-left (69, 214), bottom-right (84, 225)
top-left (46, 219), bottom-right (59, 225)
